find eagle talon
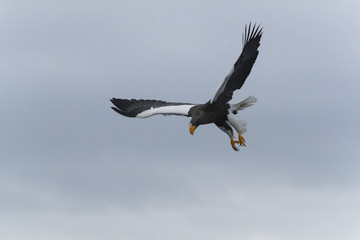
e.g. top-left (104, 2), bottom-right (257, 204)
top-left (238, 133), bottom-right (246, 147)
top-left (230, 134), bottom-right (247, 151)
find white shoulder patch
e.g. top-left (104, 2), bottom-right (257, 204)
top-left (136, 105), bottom-right (194, 118)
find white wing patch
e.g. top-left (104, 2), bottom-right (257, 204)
top-left (211, 66), bottom-right (234, 103)
top-left (136, 105), bottom-right (194, 118)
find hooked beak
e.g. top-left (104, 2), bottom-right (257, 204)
top-left (189, 125), bottom-right (197, 135)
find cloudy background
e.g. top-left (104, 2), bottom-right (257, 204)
top-left (1, 0), bottom-right (360, 239)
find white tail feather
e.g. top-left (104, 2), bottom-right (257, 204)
top-left (230, 96), bottom-right (257, 111)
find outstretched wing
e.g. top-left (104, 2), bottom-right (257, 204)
top-left (211, 23), bottom-right (262, 104)
top-left (110, 98), bottom-right (196, 118)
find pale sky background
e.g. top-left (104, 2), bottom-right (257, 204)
top-left (1, 0), bottom-right (360, 239)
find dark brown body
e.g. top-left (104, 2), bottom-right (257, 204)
top-left (189, 101), bottom-right (230, 127)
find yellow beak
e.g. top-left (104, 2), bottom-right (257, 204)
top-left (189, 125), bottom-right (197, 135)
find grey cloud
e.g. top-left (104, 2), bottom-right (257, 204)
top-left (1, 0), bottom-right (360, 239)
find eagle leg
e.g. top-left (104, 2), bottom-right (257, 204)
top-left (238, 133), bottom-right (246, 147)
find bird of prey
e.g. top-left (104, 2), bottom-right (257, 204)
top-left (111, 23), bottom-right (262, 151)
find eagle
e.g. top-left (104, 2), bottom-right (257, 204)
top-left (111, 23), bottom-right (262, 151)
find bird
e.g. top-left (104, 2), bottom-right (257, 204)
top-left (111, 23), bottom-right (262, 151)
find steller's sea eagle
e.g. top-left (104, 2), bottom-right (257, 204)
top-left (111, 23), bottom-right (262, 151)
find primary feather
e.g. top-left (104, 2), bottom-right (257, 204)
top-left (110, 98), bottom-right (195, 118)
top-left (211, 23), bottom-right (262, 104)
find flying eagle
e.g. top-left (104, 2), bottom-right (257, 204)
top-left (111, 23), bottom-right (262, 151)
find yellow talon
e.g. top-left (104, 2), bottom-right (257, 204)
top-left (238, 133), bottom-right (246, 147)
top-left (230, 134), bottom-right (246, 151)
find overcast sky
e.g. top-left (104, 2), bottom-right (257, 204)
top-left (1, 0), bottom-right (360, 239)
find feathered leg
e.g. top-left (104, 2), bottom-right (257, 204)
top-left (227, 113), bottom-right (248, 147)
top-left (216, 122), bottom-right (241, 151)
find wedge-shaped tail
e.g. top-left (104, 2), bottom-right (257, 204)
top-left (230, 96), bottom-right (257, 112)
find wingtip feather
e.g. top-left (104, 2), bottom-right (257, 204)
top-left (111, 106), bottom-right (123, 115)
